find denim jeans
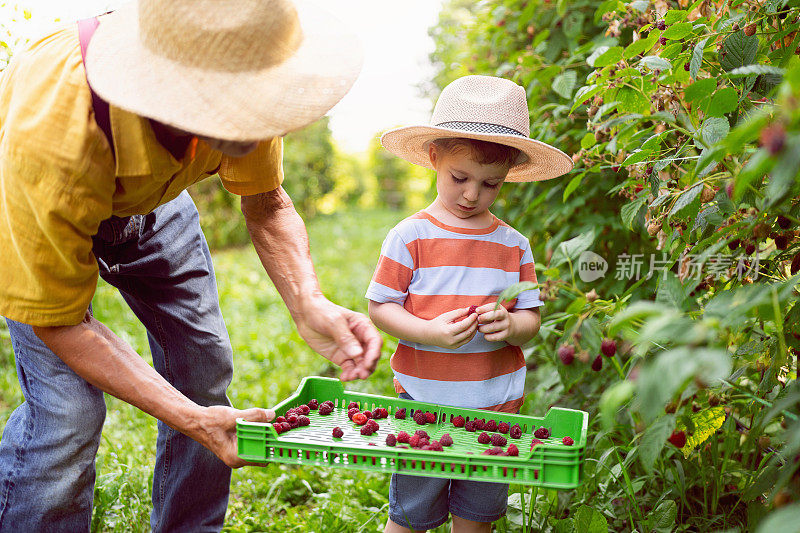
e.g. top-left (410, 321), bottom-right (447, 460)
top-left (0, 191), bottom-right (235, 532)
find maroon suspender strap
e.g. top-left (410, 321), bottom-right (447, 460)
top-left (77, 17), bottom-right (114, 153)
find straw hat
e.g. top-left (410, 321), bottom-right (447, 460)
top-left (84, 0), bottom-right (363, 141)
top-left (380, 75), bottom-right (573, 182)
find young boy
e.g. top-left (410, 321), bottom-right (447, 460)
top-left (366, 75), bottom-right (572, 533)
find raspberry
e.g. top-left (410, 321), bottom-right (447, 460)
top-left (440, 433), bottom-right (454, 447)
top-left (510, 424), bottom-right (522, 439)
top-left (684, 62), bottom-right (690, 71)
top-left (745, 243), bottom-right (756, 255)
top-left (483, 447), bottom-right (503, 455)
top-left (668, 430), bottom-right (687, 448)
top-left (418, 438), bottom-right (430, 448)
top-left (612, 165), bottom-right (620, 172)
top-left (366, 419), bottom-right (379, 431)
top-left (386, 434), bottom-right (397, 446)
top-left (348, 408), bottom-right (359, 420)
top-left (658, 36), bottom-right (667, 45)
top-left (425, 412), bottom-right (436, 424)
top-left (474, 419), bottom-right (486, 430)
top-left (397, 431), bottom-right (410, 443)
top-left (760, 124), bottom-right (786, 155)
top-left (376, 408), bottom-right (389, 419)
top-left (414, 430), bottom-right (429, 439)
top-left (728, 239), bottom-right (741, 251)
top-left (465, 420), bottom-right (476, 432)
top-left (530, 439), bottom-right (544, 450)
top-left (368, 442), bottom-right (376, 446)
top-left (452, 415), bottom-right (465, 427)
top-left (778, 215), bottom-right (791, 229)
top-left (298, 405), bottom-right (310, 415)
top-left (490, 434), bottom-right (507, 447)
top-left (485, 420), bottom-right (498, 432)
top-left (280, 422), bottom-right (291, 433)
top-left (273, 423), bottom-right (284, 434)
top-left (591, 354), bottom-right (603, 372)
top-left (285, 408), bottom-right (298, 417)
top-left (409, 434), bottom-right (421, 448)
top-left (307, 399), bottom-right (319, 410)
top-left (298, 415), bottom-right (310, 427)
top-left (318, 404), bottom-right (333, 416)
top-left (413, 411), bottom-right (427, 425)
top-left (468, 305), bottom-right (478, 315)
top-left (275, 416), bottom-right (286, 424)
top-left (744, 22), bottom-right (756, 36)
top-left (601, 338), bottom-right (617, 358)
top-left (332, 427), bottom-right (344, 438)
top-left (507, 444), bottom-right (519, 456)
top-left (558, 345), bottom-right (575, 365)
top-left (394, 408), bottom-right (406, 419)
top-left (352, 413), bottom-right (368, 425)
top-left (429, 440), bottom-right (444, 451)
top-left (498, 422), bottom-right (510, 434)
top-left (562, 436), bottom-right (574, 446)
top-left (360, 425), bottom-right (374, 436)
top-left (286, 415), bottom-right (298, 425)
top-left (289, 418), bottom-right (300, 429)
top-left (776, 234), bottom-right (790, 250)
top-left (656, 20), bottom-right (666, 30)
top-left (534, 427), bottom-right (551, 439)
top-left (478, 432), bottom-right (491, 444)
top-left (348, 401), bottom-right (359, 410)
top-left (363, 410), bottom-right (373, 419)
top-left (322, 400), bottom-right (334, 409)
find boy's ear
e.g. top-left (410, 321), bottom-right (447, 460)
top-left (428, 143), bottom-right (438, 168)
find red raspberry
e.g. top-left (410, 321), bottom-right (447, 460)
top-left (483, 447), bottom-right (503, 455)
top-left (478, 432), bottom-right (491, 444)
top-left (360, 425), bottom-right (374, 436)
top-left (440, 433), bottom-right (454, 447)
top-left (601, 338), bottom-right (617, 358)
top-left (298, 415), bottom-right (310, 427)
top-left (414, 430), bottom-right (429, 439)
top-left (468, 305), bottom-right (478, 315)
top-left (452, 415), bottom-right (465, 427)
top-left (485, 420), bottom-right (498, 432)
top-left (348, 407), bottom-right (359, 420)
top-left (280, 422), bottom-right (291, 433)
top-left (397, 431), bottom-right (410, 443)
top-left (591, 354), bottom-right (603, 371)
top-left (368, 442), bottom-right (376, 446)
top-left (490, 434), bottom-right (507, 447)
top-left (510, 424), bottom-right (522, 439)
top-left (298, 405), bottom-right (310, 415)
top-left (409, 434), bottom-right (421, 448)
top-left (394, 408), bottom-right (406, 419)
top-left (558, 345), bottom-right (575, 365)
top-left (318, 404), bottom-right (333, 416)
top-left (352, 413), bottom-right (368, 425)
top-left (533, 427), bottom-right (551, 439)
top-left (307, 399), bottom-right (319, 410)
top-left (273, 423), bottom-right (284, 434)
top-left (286, 415), bottom-right (298, 425)
top-left (366, 419), bottom-right (379, 431)
top-left (275, 416), bottom-right (286, 424)
top-left (562, 436), bottom-right (574, 446)
top-left (348, 401), bottom-right (359, 410)
top-left (425, 412), bottom-right (436, 424)
top-left (418, 438), bottom-right (430, 448)
top-left (429, 440), bottom-right (443, 451)
top-left (376, 408), bottom-right (388, 419)
top-left (498, 422), bottom-right (510, 434)
top-left (465, 420), bottom-right (476, 432)
top-left (289, 418), bottom-right (300, 429)
top-left (413, 411), bottom-right (427, 425)
top-left (332, 427), bottom-right (344, 438)
top-left (507, 444), bottom-right (519, 456)
top-left (363, 410), bottom-right (373, 419)
top-left (668, 430), bottom-right (687, 448)
top-left (530, 439), bottom-right (544, 450)
top-left (322, 400), bottom-right (334, 409)
top-left (285, 408), bottom-right (298, 417)
top-left (421, 445), bottom-right (433, 451)
top-left (386, 434), bottom-right (397, 446)
top-left (474, 419), bottom-right (486, 430)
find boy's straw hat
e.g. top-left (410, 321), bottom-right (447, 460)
top-left (84, 0), bottom-right (362, 141)
top-left (381, 75), bottom-right (573, 182)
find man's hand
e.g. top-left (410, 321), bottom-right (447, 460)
top-left (424, 307), bottom-right (478, 350)
top-left (295, 295), bottom-right (382, 381)
top-left (193, 405), bottom-right (274, 468)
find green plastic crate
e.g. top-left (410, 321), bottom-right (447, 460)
top-left (237, 377), bottom-right (588, 488)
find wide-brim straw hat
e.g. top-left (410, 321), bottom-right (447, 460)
top-left (381, 75), bottom-right (573, 182)
top-left (84, 0), bottom-right (363, 141)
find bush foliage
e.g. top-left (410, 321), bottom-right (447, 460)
top-left (432, 0), bottom-right (800, 531)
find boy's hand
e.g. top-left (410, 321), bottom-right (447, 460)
top-left (425, 308), bottom-right (478, 349)
top-left (475, 304), bottom-right (514, 342)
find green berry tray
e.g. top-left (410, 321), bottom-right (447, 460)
top-left (237, 377), bottom-right (588, 488)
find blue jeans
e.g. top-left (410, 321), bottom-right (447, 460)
top-left (0, 191), bottom-right (234, 532)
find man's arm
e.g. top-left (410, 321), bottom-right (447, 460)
top-left (240, 187), bottom-right (382, 380)
top-left (33, 311), bottom-right (272, 467)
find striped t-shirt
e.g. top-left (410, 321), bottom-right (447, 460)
top-left (365, 210), bottom-right (543, 413)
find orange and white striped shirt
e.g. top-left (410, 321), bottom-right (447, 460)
top-left (366, 210), bottom-right (542, 413)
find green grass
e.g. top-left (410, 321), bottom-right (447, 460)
top-left (0, 208), bottom-right (548, 532)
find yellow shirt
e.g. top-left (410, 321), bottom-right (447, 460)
top-left (0, 25), bottom-right (284, 326)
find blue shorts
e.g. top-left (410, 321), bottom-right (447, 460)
top-left (387, 393), bottom-right (509, 530)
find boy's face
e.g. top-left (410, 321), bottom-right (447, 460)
top-left (429, 144), bottom-right (510, 219)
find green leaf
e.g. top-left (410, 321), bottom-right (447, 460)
top-left (630, 0), bottom-right (649, 12)
top-left (662, 22), bottom-right (693, 40)
top-left (496, 282), bottom-right (539, 307)
top-left (728, 64), bottom-right (786, 78)
top-left (624, 34), bottom-right (658, 59)
top-left (639, 415), bottom-right (674, 472)
top-left (581, 132), bottom-right (597, 149)
top-left (608, 301), bottom-right (670, 337)
top-left (641, 55), bottom-right (672, 71)
top-left (552, 70), bottom-right (578, 99)
top-left (622, 197), bottom-right (647, 230)
top-left (690, 38), bottom-right (708, 80)
top-left (590, 46), bottom-right (623, 68)
top-left (563, 172), bottom-right (585, 202)
top-left (700, 117), bottom-right (730, 147)
top-left (622, 149), bottom-right (652, 167)
top-left (669, 183), bottom-right (703, 218)
top-left (676, 406), bottom-right (726, 458)
top-left (616, 86), bottom-right (650, 113)
top-left (573, 505), bottom-right (609, 533)
top-left (665, 10), bottom-right (688, 24)
top-left (704, 87), bottom-right (738, 117)
top-left (720, 31), bottom-right (758, 72)
top-left (647, 500), bottom-right (678, 533)
top-left (684, 77), bottom-right (716, 104)
top-left (656, 271), bottom-right (686, 309)
top-left (551, 230), bottom-right (596, 267)
top-left (599, 381), bottom-right (635, 429)
top-left (765, 134), bottom-right (800, 207)
top-left (755, 503), bottom-right (800, 533)
top-left (734, 149), bottom-right (773, 201)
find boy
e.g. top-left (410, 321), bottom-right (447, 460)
top-left (366, 75), bottom-right (572, 533)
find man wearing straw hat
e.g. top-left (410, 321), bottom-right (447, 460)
top-left (0, 0), bottom-right (380, 530)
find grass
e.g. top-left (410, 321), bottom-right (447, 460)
top-left (0, 207), bottom-right (553, 532)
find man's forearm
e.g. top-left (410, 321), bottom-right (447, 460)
top-left (241, 187), bottom-right (321, 319)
